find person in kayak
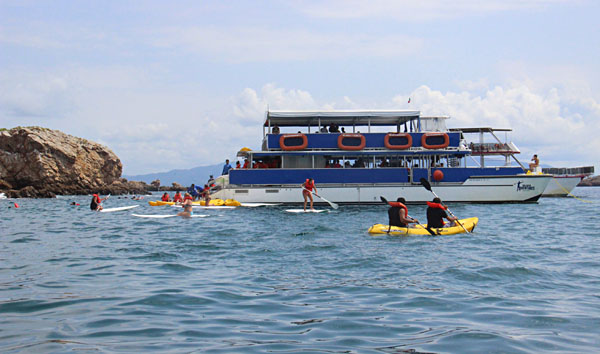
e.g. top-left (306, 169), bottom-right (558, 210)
top-left (173, 191), bottom-right (183, 203)
top-left (301, 178), bottom-right (317, 211)
top-left (161, 192), bottom-right (171, 202)
top-left (388, 197), bottom-right (419, 230)
top-left (177, 193), bottom-right (194, 218)
top-left (426, 197), bottom-right (457, 228)
top-left (90, 193), bottom-right (107, 211)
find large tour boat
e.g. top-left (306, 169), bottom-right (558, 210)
top-left (211, 110), bottom-right (552, 204)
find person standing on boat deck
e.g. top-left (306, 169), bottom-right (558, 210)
top-left (301, 178), bottom-right (317, 211)
top-left (222, 159), bottom-right (233, 175)
top-left (387, 197), bottom-right (418, 229)
top-left (426, 197), bottom-right (457, 228)
top-left (272, 125), bottom-right (280, 134)
top-left (529, 154), bottom-right (539, 171)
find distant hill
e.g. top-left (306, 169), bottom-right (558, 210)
top-left (123, 164), bottom-right (222, 186)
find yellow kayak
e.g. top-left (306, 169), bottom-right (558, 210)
top-left (367, 217), bottom-right (478, 236)
top-left (148, 200), bottom-right (202, 206)
top-left (149, 198), bottom-right (241, 207)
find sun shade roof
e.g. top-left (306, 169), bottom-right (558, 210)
top-left (265, 110), bottom-right (421, 127)
top-left (450, 127), bottom-right (512, 133)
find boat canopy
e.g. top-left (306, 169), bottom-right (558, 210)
top-left (265, 110), bottom-right (421, 127)
top-left (449, 127), bottom-right (512, 133)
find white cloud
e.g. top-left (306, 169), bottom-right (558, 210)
top-left (148, 26), bottom-right (423, 63)
top-left (293, 0), bottom-right (574, 21)
top-left (0, 72), bottom-right (72, 118)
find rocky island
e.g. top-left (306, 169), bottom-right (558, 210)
top-left (0, 127), bottom-right (150, 198)
top-left (578, 175), bottom-right (600, 187)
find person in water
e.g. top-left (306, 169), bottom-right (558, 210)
top-left (387, 197), bottom-right (419, 231)
top-left (161, 192), bottom-right (171, 202)
top-left (301, 178), bottom-right (317, 211)
top-left (529, 154), bottom-right (539, 171)
top-left (177, 193), bottom-right (194, 218)
top-left (201, 184), bottom-right (211, 205)
top-left (173, 191), bottom-right (183, 203)
top-left (90, 193), bottom-right (107, 211)
top-left (426, 197), bottom-right (457, 228)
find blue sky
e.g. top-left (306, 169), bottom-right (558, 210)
top-left (1, 0), bottom-right (599, 174)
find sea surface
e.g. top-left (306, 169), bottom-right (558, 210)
top-left (1, 188), bottom-right (600, 353)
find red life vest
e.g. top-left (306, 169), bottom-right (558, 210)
top-left (184, 195), bottom-right (193, 201)
top-left (173, 194), bottom-right (182, 202)
top-left (161, 194), bottom-right (169, 201)
top-left (387, 201), bottom-right (408, 215)
top-left (426, 202), bottom-right (447, 210)
top-left (304, 179), bottom-right (314, 191)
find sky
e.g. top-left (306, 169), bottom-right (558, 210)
top-left (1, 0), bottom-right (599, 175)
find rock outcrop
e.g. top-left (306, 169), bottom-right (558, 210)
top-left (0, 127), bottom-right (148, 197)
top-left (578, 175), bottom-right (600, 187)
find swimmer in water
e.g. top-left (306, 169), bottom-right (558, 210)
top-left (177, 192), bottom-right (193, 218)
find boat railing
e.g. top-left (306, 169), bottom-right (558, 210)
top-left (542, 166), bottom-right (595, 176)
top-left (469, 142), bottom-right (520, 155)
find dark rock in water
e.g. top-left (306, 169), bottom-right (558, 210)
top-left (578, 175), bottom-right (600, 186)
top-left (0, 127), bottom-right (150, 197)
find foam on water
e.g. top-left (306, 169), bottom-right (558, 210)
top-left (1, 189), bottom-right (600, 352)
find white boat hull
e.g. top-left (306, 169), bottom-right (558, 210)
top-left (542, 176), bottom-right (582, 197)
top-left (212, 175), bottom-right (552, 204)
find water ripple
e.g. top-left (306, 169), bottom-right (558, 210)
top-left (1, 190), bottom-right (600, 352)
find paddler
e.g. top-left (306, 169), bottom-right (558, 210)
top-left (90, 193), bottom-right (107, 211)
top-left (426, 197), bottom-right (457, 228)
top-left (177, 192), bottom-right (194, 218)
top-left (161, 192), bottom-right (171, 202)
top-left (301, 178), bottom-right (317, 211)
top-left (173, 191), bottom-right (183, 203)
top-left (387, 197), bottom-right (419, 231)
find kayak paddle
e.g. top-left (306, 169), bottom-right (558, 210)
top-left (380, 196), bottom-right (435, 235)
top-left (419, 178), bottom-right (470, 233)
top-left (304, 188), bottom-right (339, 209)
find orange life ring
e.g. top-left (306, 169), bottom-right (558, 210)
top-left (421, 132), bottom-right (449, 149)
top-left (337, 133), bottom-right (366, 150)
top-left (279, 134), bottom-right (308, 151)
top-left (384, 133), bottom-right (412, 150)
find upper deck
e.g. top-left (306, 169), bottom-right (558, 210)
top-left (262, 110), bottom-right (463, 153)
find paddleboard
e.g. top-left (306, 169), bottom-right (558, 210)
top-left (132, 214), bottom-right (209, 218)
top-left (241, 203), bottom-right (282, 207)
top-left (170, 205), bottom-right (236, 209)
top-left (99, 205), bottom-right (139, 213)
top-left (285, 209), bottom-right (328, 213)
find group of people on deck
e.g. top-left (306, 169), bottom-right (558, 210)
top-left (387, 197), bottom-right (457, 229)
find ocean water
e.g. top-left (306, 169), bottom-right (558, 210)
top-left (1, 188), bottom-right (600, 353)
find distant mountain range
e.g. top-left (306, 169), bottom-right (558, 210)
top-left (123, 163), bottom-right (223, 186)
